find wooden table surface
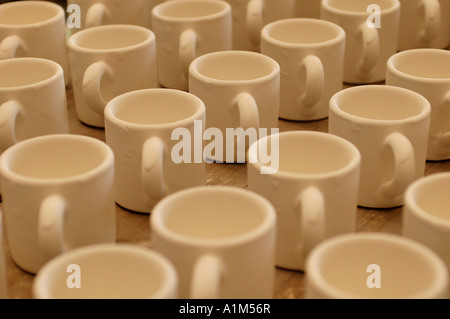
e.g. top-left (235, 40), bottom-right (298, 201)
top-left (2, 82), bottom-right (450, 300)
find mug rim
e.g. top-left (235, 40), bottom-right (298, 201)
top-left (150, 186), bottom-right (276, 248)
top-left (32, 243), bottom-right (178, 299)
top-left (305, 232), bottom-right (449, 299)
top-left (321, 0), bottom-right (401, 17)
top-left (261, 18), bottom-right (346, 49)
top-left (329, 85), bottom-right (431, 126)
top-left (0, 0), bottom-right (64, 28)
top-left (189, 50), bottom-right (280, 86)
top-left (405, 172), bottom-right (450, 228)
top-left (67, 24), bottom-right (155, 53)
top-left (248, 130), bottom-right (361, 180)
top-left (0, 134), bottom-right (114, 186)
top-left (152, 0), bottom-right (231, 22)
top-left (387, 49), bottom-right (450, 83)
top-left (0, 57), bottom-right (63, 91)
top-left (104, 88), bottom-right (206, 130)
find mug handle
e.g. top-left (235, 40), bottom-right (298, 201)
top-left (435, 92), bottom-right (450, 149)
top-left (0, 100), bottom-right (21, 152)
top-left (247, 0), bottom-right (264, 47)
top-left (38, 195), bottom-right (67, 259)
top-left (358, 23), bottom-right (379, 73)
top-left (379, 132), bottom-right (416, 199)
top-left (190, 254), bottom-right (224, 299)
top-left (0, 35), bottom-right (26, 60)
top-left (179, 29), bottom-right (197, 81)
top-left (82, 61), bottom-right (114, 116)
top-left (298, 187), bottom-right (325, 257)
top-left (85, 3), bottom-right (109, 28)
top-left (235, 93), bottom-right (260, 163)
top-left (418, 0), bottom-right (441, 43)
top-left (299, 55), bottom-right (324, 109)
top-left (142, 136), bottom-right (166, 200)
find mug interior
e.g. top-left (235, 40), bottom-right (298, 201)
top-left (0, 2), bottom-right (60, 25)
top-left (109, 90), bottom-right (202, 125)
top-left (193, 52), bottom-right (277, 81)
top-left (411, 175), bottom-right (450, 222)
top-left (0, 58), bottom-right (58, 88)
top-left (155, 0), bottom-right (227, 19)
top-left (265, 19), bottom-right (343, 45)
top-left (4, 136), bottom-right (109, 180)
top-left (311, 234), bottom-right (445, 298)
top-left (34, 245), bottom-right (174, 299)
top-left (334, 86), bottom-right (427, 121)
top-left (325, 0), bottom-right (397, 12)
top-left (158, 188), bottom-right (271, 241)
top-left (390, 50), bottom-right (450, 80)
top-left (71, 26), bottom-right (150, 50)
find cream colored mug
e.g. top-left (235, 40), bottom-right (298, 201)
top-left (261, 18), bottom-right (345, 121)
top-left (0, 1), bottom-right (71, 86)
top-left (305, 233), bottom-right (449, 299)
top-left (0, 57), bottom-right (69, 153)
top-left (329, 85), bottom-right (431, 208)
top-left (150, 186), bottom-right (277, 299)
top-left (248, 131), bottom-right (361, 271)
top-left (386, 49), bottom-right (450, 161)
top-left (67, 24), bottom-right (158, 128)
top-left (32, 244), bottom-right (178, 299)
top-left (0, 210), bottom-right (7, 299)
top-left (104, 88), bottom-right (206, 214)
top-left (0, 135), bottom-right (116, 274)
top-left (321, 0), bottom-right (401, 84)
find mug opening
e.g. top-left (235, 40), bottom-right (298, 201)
top-left (154, 0), bottom-right (228, 20)
top-left (0, 58), bottom-right (60, 88)
top-left (323, 0), bottom-right (398, 13)
top-left (0, 1), bottom-right (61, 26)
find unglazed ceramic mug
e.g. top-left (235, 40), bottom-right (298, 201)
top-left (150, 186), bottom-right (277, 299)
top-left (247, 131), bottom-right (361, 271)
top-left (305, 233), bottom-right (449, 299)
top-left (321, 0), bottom-right (401, 84)
top-left (152, 0), bottom-right (232, 91)
top-left (104, 88), bottom-right (206, 214)
top-left (0, 1), bottom-right (71, 86)
top-left (0, 57), bottom-right (69, 153)
top-left (386, 49), bottom-right (450, 161)
top-left (67, 24), bottom-right (158, 128)
top-left (329, 85), bottom-right (431, 208)
top-left (398, 0), bottom-right (450, 51)
top-left (32, 244), bottom-right (178, 299)
top-left (67, 0), bottom-right (159, 31)
top-left (0, 210), bottom-right (7, 299)
top-left (261, 18), bottom-right (345, 121)
top-left (403, 173), bottom-right (450, 280)
top-left (189, 50), bottom-right (280, 163)
top-left (0, 135), bottom-right (116, 274)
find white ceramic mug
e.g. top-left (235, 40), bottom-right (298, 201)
top-left (0, 1), bottom-right (71, 86)
top-left (329, 85), bottom-right (431, 208)
top-left (398, 0), bottom-right (450, 51)
top-left (67, 0), bottom-right (159, 31)
top-left (321, 0), bottom-right (401, 84)
top-left (32, 243), bottom-right (178, 299)
top-left (0, 57), bottom-right (69, 153)
top-left (104, 88), bottom-right (206, 214)
top-left (0, 210), bottom-right (7, 299)
top-left (67, 24), bottom-right (158, 128)
top-left (386, 49), bottom-right (450, 161)
top-left (150, 186), bottom-right (277, 299)
top-left (403, 173), bottom-right (450, 284)
top-left (261, 18), bottom-right (345, 121)
top-left (247, 131), bottom-right (361, 271)
top-left (0, 134), bottom-right (116, 274)
top-left (152, 0), bottom-right (232, 91)
top-left (305, 233), bottom-right (449, 299)
top-left (189, 50), bottom-right (280, 163)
